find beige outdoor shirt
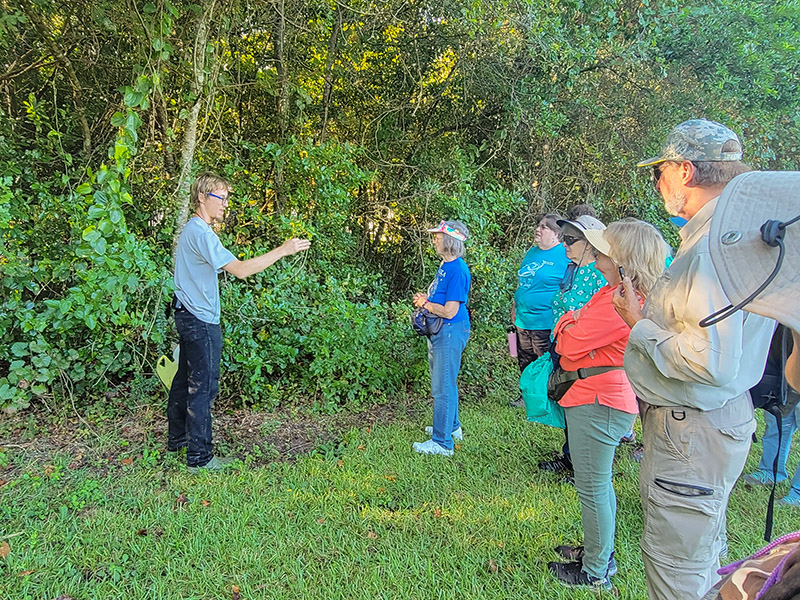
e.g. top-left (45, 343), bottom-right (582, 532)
top-left (624, 197), bottom-right (776, 410)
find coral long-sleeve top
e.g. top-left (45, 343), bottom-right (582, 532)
top-left (553, 285), bottom-right (638, 414)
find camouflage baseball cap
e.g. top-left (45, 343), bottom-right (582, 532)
top-left (637, 119), bottom-right (743, 167)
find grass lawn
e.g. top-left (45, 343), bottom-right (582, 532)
top-left (1, 392), bottom-right (799, 600)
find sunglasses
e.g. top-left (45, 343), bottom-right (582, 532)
top-left (561, 235), bottom-right (583, 246)
top-left (651, 163), bottom-right (668, 189)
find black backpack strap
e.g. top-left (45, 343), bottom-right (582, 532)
top-left (551, 365), bottom-right (624, 385)
top-left (763, 327), bottom-right (789, 542)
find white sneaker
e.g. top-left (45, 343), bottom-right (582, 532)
top-left (424, 426), bottom-right (463, 440)
top-left (412, 439), bottom-right (454, 456)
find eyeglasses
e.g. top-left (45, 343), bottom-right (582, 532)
top-left (561, 235), bottom-right (583, 246)
top-left (207, 192), bottom-right (229, 203)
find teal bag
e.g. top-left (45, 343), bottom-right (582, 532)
top-left (520, 354), bottom-right (566, 429)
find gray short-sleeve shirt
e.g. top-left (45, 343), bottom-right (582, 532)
top-left (173, 217), bottom-right (236, 324)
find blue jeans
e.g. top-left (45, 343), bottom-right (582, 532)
top-left (566, 401), bottom-right (635, 579)
top-left (167, 309), bottom-right (222, 467)
top-left (757, 400), bottom-right (800, 495)
top-left (427, 320), bottom-right (470, 450)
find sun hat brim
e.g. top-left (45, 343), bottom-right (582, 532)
top-left (708, 171), bottom-right (800, 331)
top-left (583, 229), bottom-right (612, 257)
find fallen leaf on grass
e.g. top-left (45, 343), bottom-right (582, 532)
top-left (231, 584), bottom-right (241, 600)
top-left (120, 457), bottom-right (133, 466)
top-left (366, 427), bottom-right (371, 434)
top-left (488, 559), bottom-right (499, 574)
top-left (316, 518), bottom-right (325, 524)
top-left (0, 541), bottom-right (10, 559)
top-left (135, 529), bottom-right (148, 537)
top-left (43, 465), bottom-right (56, 477)
top-left (455, 444), bottom-right (462, 450)
top-left (357, 444), bottom-right (365, 451)
top-left (366, 531), bottom-right (378, 540)
top-left (17, 570), bottom-right (34, 577)
top-left (0, 479), bottom-right (6, 486)
top-left (336, 459), bottom-right (344, 468)
top-left (433, 508), bottom-right (442, 518)
top-left (201, 500), bottom-right (211, 507)
top-left (384, 475), bottom-right (397, 482)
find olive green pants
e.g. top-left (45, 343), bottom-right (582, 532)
top-left (565, 401), bottom-right (636, 579)
top-left (638, 394), bottom-right (755, 600)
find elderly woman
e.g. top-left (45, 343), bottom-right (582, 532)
top-left (510, 213), bottom-right (570, 407)
top-left (547, 219), bottom-right (669, 590)
top-left (538, 214), bottom-right (608, 476)
top-left (412, 221), bottom-right (471, 456)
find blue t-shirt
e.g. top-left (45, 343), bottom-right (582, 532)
top-left (174, 217), bottom-right (236, 324)
top-left (427, 257), bottom-right (471, 323)
top-left (513, 244), bottom-right (570, 330)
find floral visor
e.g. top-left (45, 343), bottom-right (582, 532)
top-left (426, 221), bottom-right (467, 242)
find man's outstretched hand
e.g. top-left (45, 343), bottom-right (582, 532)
top-left (281, 238), bottom-right (312, 257)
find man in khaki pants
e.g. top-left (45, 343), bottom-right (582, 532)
top-left (612, 120), bottom-right (775, 600)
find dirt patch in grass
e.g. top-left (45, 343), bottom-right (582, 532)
top-left (0, 397), bottom-right (424, 477)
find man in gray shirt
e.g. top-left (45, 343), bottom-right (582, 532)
top-left (612, 120), bottom-right (774, 599)
top-left (169, 172), bottom-right (310, 472)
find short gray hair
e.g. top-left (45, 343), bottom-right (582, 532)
top-left (692, 160), bottom-right (752, 187)
top-left (438, 220), bottom-right (469, 258)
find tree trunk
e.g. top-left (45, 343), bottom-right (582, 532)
top-left (171, 0), bottom-right (218, 257)
top-left (21, 0), bottom-right (92, 156)
top-left (319, 3), bottom-right (342, 143)
top-left (272, 0), bottom-right (289, 214)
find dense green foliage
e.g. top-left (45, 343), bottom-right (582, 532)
top-left (1, 0), bottom-right (799, 411)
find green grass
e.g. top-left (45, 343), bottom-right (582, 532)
top-left (1, 394), bottom-right (799, 600)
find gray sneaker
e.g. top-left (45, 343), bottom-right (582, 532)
top-left (425, 426), bottom-right (463, 440)
top-left (188, 456), bottom-right (237, 473)
top-left (509, 396), bottom-right (525, 408)
top-left (743, 471), bottom-right (776, 486)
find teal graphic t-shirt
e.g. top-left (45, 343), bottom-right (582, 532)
top-left (513, 244), bottom-right (570, 331)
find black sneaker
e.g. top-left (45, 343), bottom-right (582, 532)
top-left (548, 560), bottom-right (611, 591)
top-left (509, 396), bottom-right (525, 408)
top-left (632, 445), bottom-right (644, 463)
top-left (538, 453), bottom-right (573, 473)
top-left (554, 546), bottom-right (617, 577)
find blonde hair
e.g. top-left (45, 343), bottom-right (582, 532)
top-left (605, 218), bottom-right (670, 296)
top-left (191, 172), bottom-right (230, 207)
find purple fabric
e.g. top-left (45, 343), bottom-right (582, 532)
top-left (715, 530), bottom-right (800, 600)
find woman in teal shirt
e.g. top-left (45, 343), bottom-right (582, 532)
top-left (511, 214), bottom-right (570, 397)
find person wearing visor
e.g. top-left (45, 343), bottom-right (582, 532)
top-left (537, 214), bottom-right (608, 477)
top-left (612, 120), bottom-right (775, 600)
top-left (510, 214), bottom-right (570, 407)
top-left (412, 220), bottom-right (471, 456)
top-left (169, 172), bottom-right (310, 472)
top-left (547, 219), bottom-right (668, 591)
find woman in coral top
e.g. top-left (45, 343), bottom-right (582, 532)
top-left (547, 219), bottom-right (670, 591)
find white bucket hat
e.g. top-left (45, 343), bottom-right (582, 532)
top-left (704, 171), bottom-right (800, 330)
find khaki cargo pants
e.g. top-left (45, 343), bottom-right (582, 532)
top-left (638, 394), bottom-right (756, 600)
